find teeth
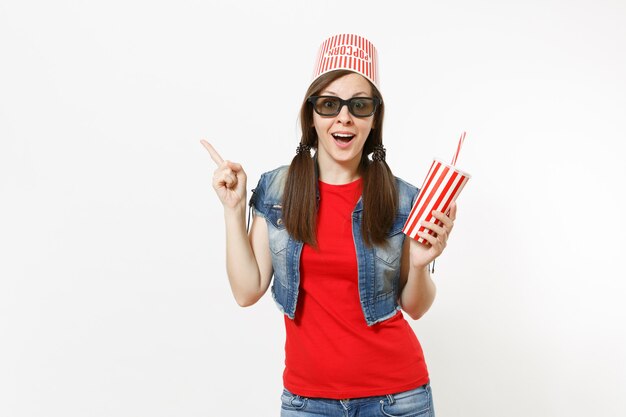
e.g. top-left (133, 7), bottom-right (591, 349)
top-left (333, 133), bottom-right (354, 138)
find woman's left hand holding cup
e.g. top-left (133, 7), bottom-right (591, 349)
top-left (409, 202), bottom-right (457, 269)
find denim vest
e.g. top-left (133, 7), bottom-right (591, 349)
top-left (249, 166), bottom-right (419, 326)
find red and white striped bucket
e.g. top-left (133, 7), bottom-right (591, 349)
top-left (403, 132), bottom-right (471, 243)
top-left (312, 34), bottom-right (379, 89)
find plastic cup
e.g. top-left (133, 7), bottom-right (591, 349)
top-left (403, 159), bottom-right (471, 243)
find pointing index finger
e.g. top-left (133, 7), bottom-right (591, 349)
top-left (200, 140), bottom-right (224, 166)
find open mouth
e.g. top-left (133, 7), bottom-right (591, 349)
top-left (332, 133), bottom-right (355, 144)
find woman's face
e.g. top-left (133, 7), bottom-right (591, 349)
top-left (313, 73), bottom-right (375, 174)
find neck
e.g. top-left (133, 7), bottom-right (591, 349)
top-left (316, 153), bottom-right (362, 185)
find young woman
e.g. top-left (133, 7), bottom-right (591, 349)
top-left (202, 34), bottom-right (456, 417)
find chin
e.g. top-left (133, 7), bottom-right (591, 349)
top-left (333, 152), bottom-right (361, 164)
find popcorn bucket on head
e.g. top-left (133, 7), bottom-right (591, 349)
top-left (403, 132), bottom-right (471, 243)
top-left (311, 34), bottom-right (380, 90)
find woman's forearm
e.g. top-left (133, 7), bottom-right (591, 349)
top-left (223, 206), bottom-right (263, 306)
top-left (399, 264), bottom-right (437, 320)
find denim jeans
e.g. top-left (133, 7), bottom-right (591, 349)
top-left (280, 383), bottom-right (435, 417)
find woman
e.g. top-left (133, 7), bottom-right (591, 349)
top-left (202, 34), bottom-right (456, 417)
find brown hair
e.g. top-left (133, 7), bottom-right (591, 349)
top-left (282, 70), bottom-right (398, 247)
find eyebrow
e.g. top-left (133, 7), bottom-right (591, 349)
top-left (322, 90), bottom-right (370, 97)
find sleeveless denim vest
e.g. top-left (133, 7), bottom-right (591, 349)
top-left (249, 166), bottom-right (419, 326)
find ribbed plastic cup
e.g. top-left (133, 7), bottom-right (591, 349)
top-left (403, 159), bottom-right (471, 243)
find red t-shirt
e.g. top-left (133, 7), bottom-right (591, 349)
top-left (283, 178), bottom-right (429, 399)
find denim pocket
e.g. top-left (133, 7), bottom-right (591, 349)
top-left (373, 217), bottom-right (406, 297)
top-left (380, 384), bottom-right (432, 417)
top-left (280, 388), bottom-right (308, 411)
top-left (266, 205), bottom-right (288, 256)
top-left (265, 204), bottom-right (286, 229)
top-left (373, 219), bottom-right (405, 266)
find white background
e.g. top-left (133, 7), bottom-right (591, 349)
top-left (1, 1), bottom-right (625, 416)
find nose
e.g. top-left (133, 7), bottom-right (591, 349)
top-left (336, 103), bottom-right (353, 125)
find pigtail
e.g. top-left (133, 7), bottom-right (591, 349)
top-left (283, 143), bottom-right (318, 247)
top-left (361, 144), bottom-right (398, 247)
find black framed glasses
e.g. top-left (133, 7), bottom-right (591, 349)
top-left (307, 95), bottom-right (380, 117)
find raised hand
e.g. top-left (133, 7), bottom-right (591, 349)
top-left (200, 140), bottom-right (247, 210)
